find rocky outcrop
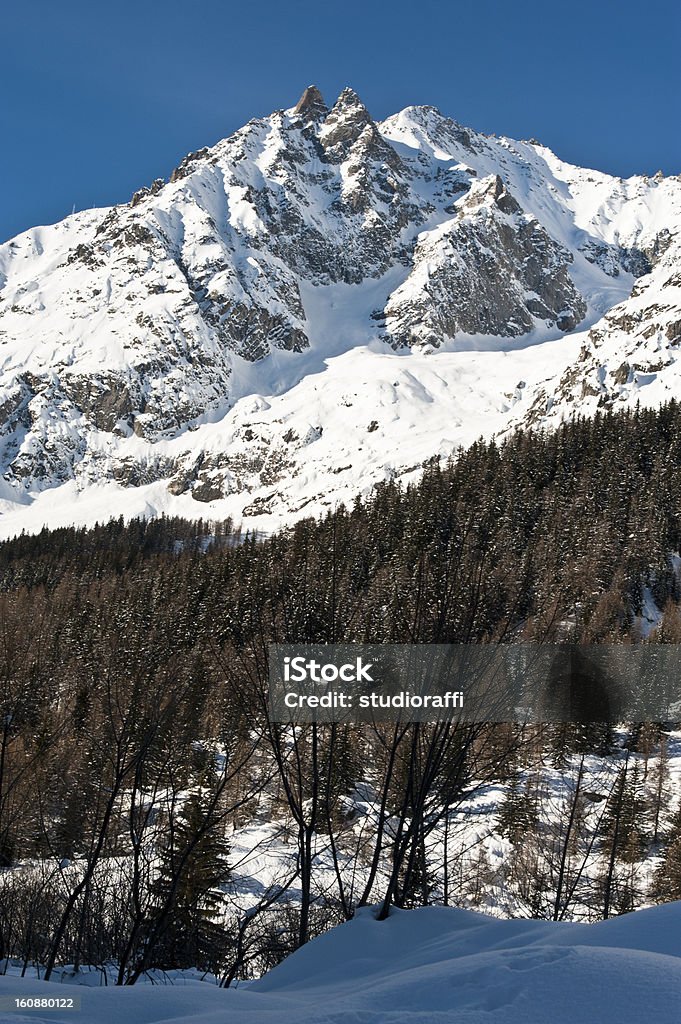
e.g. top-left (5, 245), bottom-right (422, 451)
top-left (383, 175), bottom-right (586, 347)
top-left (318, 88), bottom-right (375, 160)
top-left (293, 85), bottom-right (328, 122)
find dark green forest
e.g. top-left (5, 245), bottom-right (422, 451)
top-left (2, 402), bottom-right (681, 982)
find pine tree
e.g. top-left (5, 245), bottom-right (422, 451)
top-left (498, 775), bottom-right (539, 843)
top-left (400, 834), bottom-right (437, 909)
top-left (645, 734), bottom-right (671, 844)
top-left (151, 792), bottom-right (231, 972)
top-left (602, 760), bottom-right (648, 864)
top-left (651, 799), bottom-right (681, 902)
top-left (599, 757), bottom-right (647, 918)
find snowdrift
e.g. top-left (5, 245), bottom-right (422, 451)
top-left (2, 902), bottom-right (681, 1023)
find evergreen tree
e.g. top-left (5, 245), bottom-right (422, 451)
top-left (602, 760), bottom-right (648, 865)
top-left (651, 799), bottom-right (681, 903)
top-left (400, 835), bottom-right (437, 909)
top-left (150, 792), bottom-right (231, 972)
top-left (498, 774), bottom-right (539, 843)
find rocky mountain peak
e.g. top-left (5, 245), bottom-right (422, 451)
top-left (293, 85), bottom-right (328, 122)
top-left (333, 87), bottom-right (368, 110)
top-left (319, 87), bottom-right (374, 159)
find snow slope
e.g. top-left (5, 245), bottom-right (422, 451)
top-left (2, 902), bottom-right (681, 1023)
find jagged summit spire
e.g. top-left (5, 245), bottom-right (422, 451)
top-left (294, 85), bottom-right (328, 121)
top-left (318, 87), bottom-right (374, 158)
top-left (334, 86), bottom-right (366, 109)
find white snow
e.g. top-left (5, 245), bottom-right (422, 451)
top-left (0, 322), bottom-right (586, 539)
top-left (2, 901), bottom-right (681, 1023)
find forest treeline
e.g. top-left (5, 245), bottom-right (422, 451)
top-left (2, 402), bottom-right (681, 981)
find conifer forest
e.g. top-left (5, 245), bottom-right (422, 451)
top-left (2, 403), bottom-right (681, 982)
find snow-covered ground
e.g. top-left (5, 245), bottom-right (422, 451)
top-left (2, 901), bottom-right (681, 1023)
top-left (0, 319), bottom-right (588, 539)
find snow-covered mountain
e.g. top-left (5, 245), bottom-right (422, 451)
top-left (1, 86), bottom-right (680, 538)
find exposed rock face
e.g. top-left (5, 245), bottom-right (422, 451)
top-left (0, 85), bottom-right (680, 521)
top-left (318, 88), bottom-right (375, 159)
top-left (383, 174), bottom-right (586, 347)
top-left (294, 85), bottom-right (328, 122)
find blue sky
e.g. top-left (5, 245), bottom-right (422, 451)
top-left (1, 0), bottom-right (679, 243)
